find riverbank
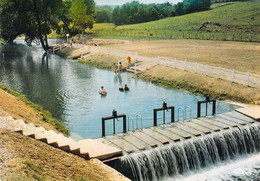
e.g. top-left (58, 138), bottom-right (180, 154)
top-left (0, 83), bottom-right (69, 135)
top-left (0, 84), bottom-right (128, 180)
top-left (0, 130), bottom-right (127, 181)
top-left (60, 39), bottom-right (260, 104)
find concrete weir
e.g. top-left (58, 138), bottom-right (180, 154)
top-left (99, 109), bottom-right (259, 157)
top-left (100, 108), bottom-right (260, 180)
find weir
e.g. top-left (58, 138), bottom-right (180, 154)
top-left (110, 123), bottom-right (260, 181)
top-left (100, 109), bottom-right (260, 181)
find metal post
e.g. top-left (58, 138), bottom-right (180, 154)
top-left (113, 118), bottom-right (115, 134)
top-left (123, 115), bottom-right (126, 133)
top-left (218, 67), bottom-right (221, 79)
top-left (153, 109), bottom-right (157, 126)
top-left (163, 110), bottom-right (165, 124)
top-left (206, 102), bottom-right (208, 116)
top-left (197, 102), bottom-right (201, 118)
top-left (171, 107), bottom-right (175, 123)
top-left (212, 100), bottom-right (216, 115)
top-left (102, 118), bottom-right (105, 137)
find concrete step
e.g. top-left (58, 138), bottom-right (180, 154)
top-left (130, 131), bottom-right (161, 148)
top-left (78, 139), bottom-right (122, 160)
top-left (7, 118), bottom-right (91, 160)
top-left (152, 126), bottom-right (182, 142)
top-left (14, 119), bottom-right (28, 133)
top-left (105, 136), bottom-right (139, 154)
top-left (34, 127), bottom-right (49, 143)
top-left (164, 126), bottom-right (193, 139)
top-left (175, 122), bottom-right (202, 137)
top-left (22, 123), bottom-right (37, 138)
top-left (126, 68), bottom-right (141, 73)
top-left (142, 129), bottom-right (171, 145)
top-left (181, 121), bottom-right (212, 135)
top-left (192, 119), bottom-right (221, 132)
top-left (199, 117), bottom-right (230, 130)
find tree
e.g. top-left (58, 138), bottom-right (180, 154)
top-left (95, 5), bottom-right (113, 23)
top-left (69, 0), bottom-right (95, 34)
top-left (0, 0), bottom-right (64, 51)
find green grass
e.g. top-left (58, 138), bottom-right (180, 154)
top-left (0, 83), bottom-right (69, 136)
top-left (90, 1), bottom-right (260, 42)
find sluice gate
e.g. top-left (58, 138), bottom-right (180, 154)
top-left (98, 109), bottom-right (260, 180)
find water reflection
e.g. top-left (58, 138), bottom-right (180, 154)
top-left (0, 41), bottom-right (240, 139)
top-left (41, 52), bottom-right (49, 69)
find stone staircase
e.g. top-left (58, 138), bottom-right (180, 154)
top-left (126, 61), bottom-right (157, 74)
top-left (1, 116), bottom-right (122, 161)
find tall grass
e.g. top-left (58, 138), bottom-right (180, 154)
top-left (89, 2), bottom-right (260, 42)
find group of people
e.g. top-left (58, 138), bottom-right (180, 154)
top-left (113, 56), bottom-right (132, 73)
top-left (101, 56), bottom-right (132, 95)
top-left (99, 84), bottom-right (129, 95)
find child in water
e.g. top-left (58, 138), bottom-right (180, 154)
top-left (99, 86), bottom-right (106, 94)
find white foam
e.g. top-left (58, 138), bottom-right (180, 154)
top-left (165, 153), bottom-right (260, 181)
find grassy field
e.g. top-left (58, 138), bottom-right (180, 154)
top-left (89, 1), bottom-right (260, 42)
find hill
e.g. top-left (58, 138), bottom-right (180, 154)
top-left (90, 1), bottom-right (260, 42)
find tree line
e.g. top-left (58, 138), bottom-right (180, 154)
top-left (95, 0), bottom-right (212, 25)
top-left (0, 0), bottom-right (95, 51)
top-left (95, 0), bottom-right (251, 25)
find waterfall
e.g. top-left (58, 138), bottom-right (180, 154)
top-left (114, 123), bottom-right (260, 181)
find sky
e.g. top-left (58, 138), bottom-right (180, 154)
top-left (95, 0), bottom-right (182, 6)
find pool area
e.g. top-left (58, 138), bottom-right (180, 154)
top-left (0, 41), bottom-right (239, 139)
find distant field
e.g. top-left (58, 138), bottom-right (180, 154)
top-left (90, 2), bottom-right (260, 42)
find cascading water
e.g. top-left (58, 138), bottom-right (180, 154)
top-left (113, 123), bottom-right (260, 181)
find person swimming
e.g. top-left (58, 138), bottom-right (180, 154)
top-left (99, 86), bottom-right (107, 95)
top-left (119, 84), bottom-right (130, 91)
top-left (123, 84), bottom-right (129, 91)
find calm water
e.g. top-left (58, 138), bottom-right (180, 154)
top-left (0, 40), bottom-right (239, 139)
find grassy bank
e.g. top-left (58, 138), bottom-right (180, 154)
top-left (0, 130), bottom-right (127, 181)
top-left (90, 2), bottom-right (260, 42)
top-left (0, 83), bottom-right (69, 136)
top-left (137, 65), bottom-right (260, 103)
top-left (57, 46), bottom-right (123, 70)
top-left (75, 54), bottom-right (122, 70)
